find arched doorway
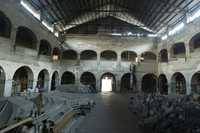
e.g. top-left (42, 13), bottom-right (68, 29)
top-left (121, 51), bottom-right (137, 62)
top-left (158, 74), bottom-right (168, 95)
top-left (62, 50), bottom-right (78, 60)
top-left (0, 66), bottom-right (5, 96)
top-left (15, 26), bottom-right (37, 49)
top-left (100, 50), bottom-right (117, 61)
top-left (191, 72), bottom-right (200, 94)
top-left (121, 73), bottom-right (136, 92)
top-left (159, 49), bottom-right (168, 62)
top-left (171, 72), bottom-right (186, 94)
top-left (101, 73), bottom-right (116, 92)
top-left (0, 11), bottom-right (11, 38)
top-left (37, 69), bottom-right (49, 91)
top-left (80, 50), bottom-right (97, 60)
top-left (12, 66), bottom-right (33, 94)
top-left (61, 71), bottom-right (75, 84)
top-left (141, 51), bottom-right (157, 61)
top-left (170, 42), bottom-right (186, 58)
top-left (80, 72), bottom-right (96, 91)
top-left (142, 74), bottom-right (157, 93)
top-left (51, 71), bottom-right (59, 91)
top-left (38, 40), bottom-right (52, 56)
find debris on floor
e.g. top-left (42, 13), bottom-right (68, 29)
top-left (128, 94), bottom-right (200, 133)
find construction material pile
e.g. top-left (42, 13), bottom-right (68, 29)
top-left (0, 87), bottom-right (96, 133)
top-left (128, 94), bottom-right (200, 133)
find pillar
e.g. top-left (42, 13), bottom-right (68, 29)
top-left (4, 79), bottom-right (13, 97)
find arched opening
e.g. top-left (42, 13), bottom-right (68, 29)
top-left (142, 74), bottom-right (157, 93)
top-left (121, 51), bottom-right (137, 62)
top-left (101, 73), bottom-right (116, 92)
top-left (191, 72), bottom-right (200, 94)
top-left (80, 50), bottom-right (97, 60)
top-left (37, 69), bottom-right (49, 91)
top-left (12, 66), bottom-right (33, 94)
top-left (171, 72), bottom-right (186, 94)
top-left (0, 66), bottom-right (5, 96)
top-left (15, 26), bottom-right (37, 49)
top-left (62, 50), bottom-right (78, 60)
top-left (141, 51), bottom-right (157, 61)
top-left (80, 72), bottom-right (96, 91)
top-left (100, 50), bottom-right (117, 61)
top-left (189, 33), bottom-right (200, 53)
top-left (38, 40), bottom-right (52, 56)
top-left (0, 11), bottom-right (11, 38)
top-left (170, 42), bottom-right (186, 58)
top-left (61, 71), bottom-right (75, 84)
top-left (121, 73), bottom-right (137, 92)
top-left (159, 49), bottom-right (168, 62)
top-left (52, 47), bottom-right (61, 60)
top-left (51, 71), bottom-right (59, 91)
top-left (158, 74), bottom-right (168, 95)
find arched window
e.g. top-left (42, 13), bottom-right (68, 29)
top-left (141, 52), bottom-right (157, 61)
top-left (52, 47), bottom-right (61, 60)
top-left (61, 71), bottom-right (75, 84)
top-left (121, 51), bottom-right (137, 62)
top-left (159, 49), bottom-right (168, 62)
top-left (80, 50), bottom-right (97, 60)
top-left (0, 11), bottom-right (11, 38)
top-left (142, 74), bottom-right (157, 93)
top-left (62, 50), bottom-right (78, 60)
top-left (171, 72), bottom-right (186, 94)
top-left (39, 40), bottom-right (52, 56)
top-left (170, 42), bottom-right (186, 58)
top-left (189, 33), bottom-right (200, 52)
top-left (158, 74), bottom-right (168, 95)
top-left (15, 26), bottom-right (37, 49)
top-left (12, 66), bottom-right (34, 94)
top-left (100, 50), bottom-right (117, 61)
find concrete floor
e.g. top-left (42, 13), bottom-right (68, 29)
top-left (75, 93), bottom-right (142, 133)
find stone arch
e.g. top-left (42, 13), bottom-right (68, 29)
top-left (52, 47), bottom-right (61, 60)
top-left (12, 66), bottom-right (34, 94)
top-left (61, 71), bottom-right (75, 84)
top-left (51, 71), bottom-right (59, 91)
top-left (141, 51), bottom-right (157, 61)
top-left (158, 74), bottom-right (168, 95)
top-left (142, 73), bottom-right (157, 93)
top-left (80, 50), bottom-right (97, 60)
top-left (37, 69), bottom-right (50, 91)
top-left (120, 73), bottom-right (137, 92)
top-left (100, 50), bottom-right (117, 61)
top-left (80, 72), bottom-right (96, 91)
top-left (101, 72), bottom-right (116, 92)
top-left (0, 10), bottom-right (11, 38)
top-left (38, 40), bottom-right (52, 56)
top-left (62, 50), bottom-right (78, 60)
top-left (159, 49), bottom-right (168, 62)
top-left (121, 51), bottom-right (137, 62)
top-left (189, 33), bottom-right (200, 53)
top-left (191, 72), bottom-right (200, 94)
top-left (171, 72), bottom-right (186, 94)
top-left (15, 26), bottom-right (37, 49)
top-left (0, 66), bottom-right (5, 96)
top-left (170, 42), bottom-right (186, 58)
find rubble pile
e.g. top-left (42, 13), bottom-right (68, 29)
top-left (0, 87), bottom-right (96, 133)
top-left (128, 94), bottom-right (200, 133)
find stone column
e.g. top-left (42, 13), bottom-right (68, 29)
top-left (10, 26), bottom-right (17, 53)
top-left (186, 74), bottom-right (191, 95)
top-left (4, 79), bottom-right (13, 97)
